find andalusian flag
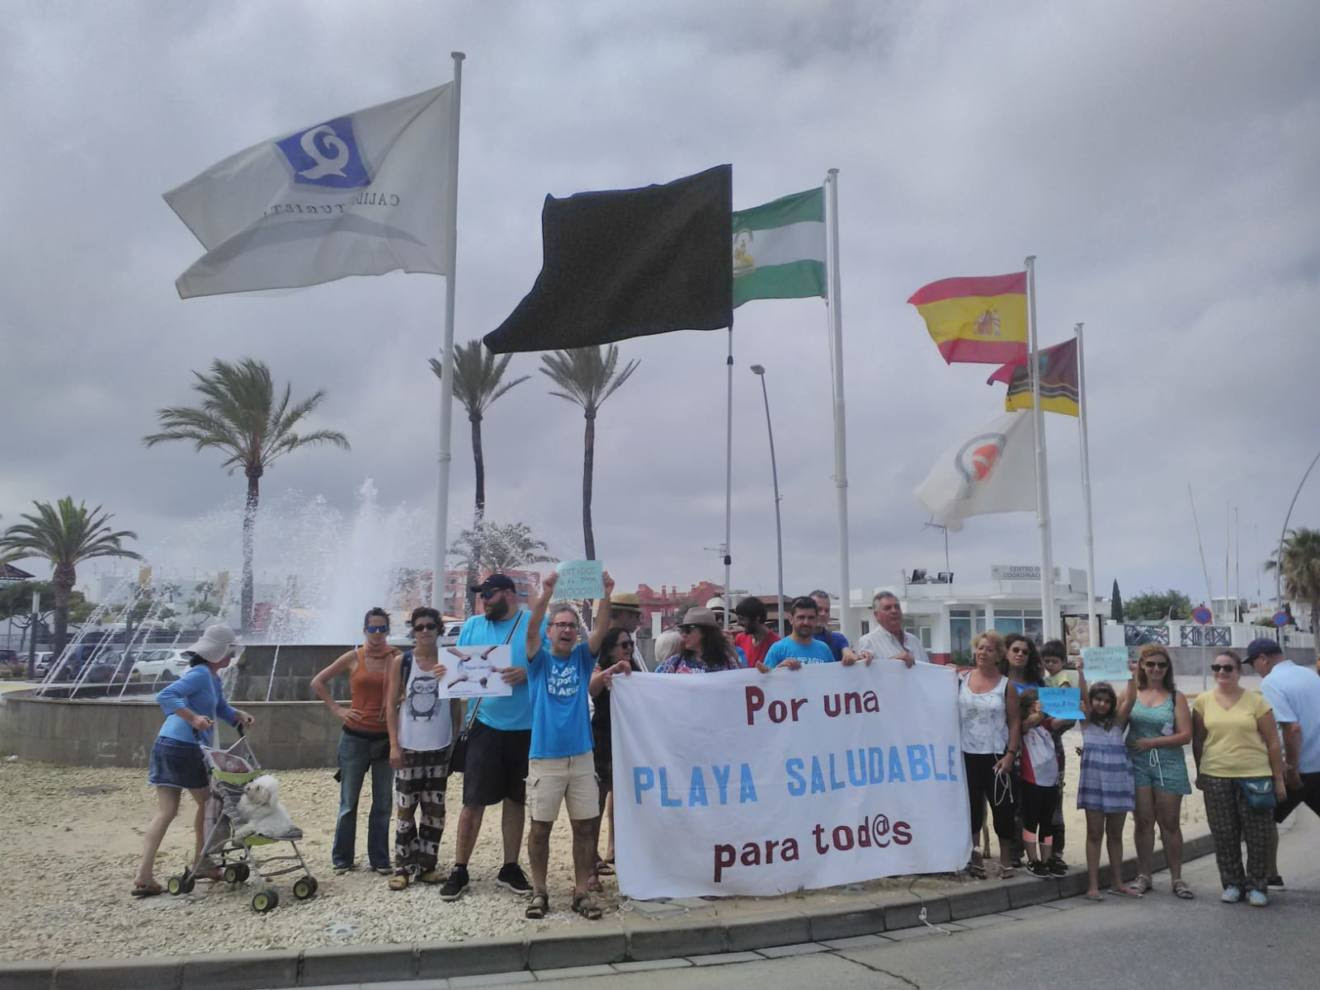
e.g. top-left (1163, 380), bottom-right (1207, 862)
top-left (732, 188), bottom-right (826, 308)
top-left (987, 338), bottom-right (1080, 416)
top-left (907, 272), bottom-right (1028, 364)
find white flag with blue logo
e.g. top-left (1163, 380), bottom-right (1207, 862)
top-left (165, 85), bottom-right (454, 298)
top-left (913, 411), bottom-right (1037, 531)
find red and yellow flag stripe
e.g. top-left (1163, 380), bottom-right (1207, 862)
top-left (907, 272), bottom-right (1028, 365)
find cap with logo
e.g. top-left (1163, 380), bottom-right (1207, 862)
top-left (470, 574), bottom-right (517, 595)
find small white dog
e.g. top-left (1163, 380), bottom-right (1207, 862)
top-left (234, 774), bottom-right (298, 839)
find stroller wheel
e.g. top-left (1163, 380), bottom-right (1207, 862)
top-left (251, 887), bottom-right (279, 913)
top-left (293, 876), bottom-right (317, 901)
top-left (235, 863), bottom-right (251, 882)
top-left (166, 875), bottom-right (183, 896)
top-left (222, 864), bottom-right (243, 885)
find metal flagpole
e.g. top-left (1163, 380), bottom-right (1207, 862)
top-left (825, 170), bottom-right (857, 643)
top-left (1025, 256), bottom-right (1057, 639)
top-left (1075, 323), bottom-right (1098, 647)
top-left (723, 328), bottom-right (734, 630)
top-left (432, 52), bottom-right (465, 611)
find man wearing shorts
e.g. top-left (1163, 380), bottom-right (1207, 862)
top-left (1248, 638), bottom-right (1320, 885)
top-left (522, 569), bottom-right (626, 920)
top-left (440, 574), bottom-right (544, 901)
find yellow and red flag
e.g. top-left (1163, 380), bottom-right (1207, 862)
top-left (907, 272), bottom-right (1028, 365)
top-left (986, 338), bottom-right (1079, 416)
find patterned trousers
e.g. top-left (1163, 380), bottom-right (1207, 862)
top-left (394, 747), bottom-right (450, 877)
top-left (1201, 774), bottom-right (1276, 892)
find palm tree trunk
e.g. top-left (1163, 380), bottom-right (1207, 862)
top-left (582, 409), bottom-right (596, 560)
top-left (242, 468), bottom-right (261, 633)
top-left (52, 564), bottom-right (74, 656)
top-left (466, 413), bottom-right (485, 616)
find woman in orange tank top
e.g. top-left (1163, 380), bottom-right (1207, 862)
top-left (311, 607), bottom-right (400, 874)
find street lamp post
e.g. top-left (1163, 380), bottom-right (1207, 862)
top-left (750, 364), bottom-right (785, 632)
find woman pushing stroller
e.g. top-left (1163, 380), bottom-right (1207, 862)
top-left (133, 624), bottom-right (253, 897)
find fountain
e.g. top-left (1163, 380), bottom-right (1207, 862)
top-left (1, 481), bottom-right (440, 769)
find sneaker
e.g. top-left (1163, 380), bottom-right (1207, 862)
top-left (496, 862), bottom-right (533, 895)
top-left (332, 863), bottom-right (356, 875)
top-left (1266, 874), bottom-right (1285, 888)
top-left (372, 866), bottom-right (394, 876)
top-left (439, 866), bottom-right (469, 901)
top-left (1048, 858), bottom-right (1068, 877)
top-left (1247, 889), bottom-right (1269, 907)
top-left (1027, 861), bottom-right (1053, 880)
top-left (1220, 885), bottom-right (1242, 903)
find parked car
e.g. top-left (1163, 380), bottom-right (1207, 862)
top-left (83, 651), bottom-right (136, 684)
top-left (132, 648), bottom-right (191, 682)
top-left (32, 651), bottom-right (54, 676)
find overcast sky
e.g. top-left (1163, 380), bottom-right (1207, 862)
top-left (2, 0), bottom-right (1318, 613)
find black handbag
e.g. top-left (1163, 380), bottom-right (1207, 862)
top-left (1241, 777), bottom-right (1277, 811)
top-left (447, 698), bottom-right (482, 775)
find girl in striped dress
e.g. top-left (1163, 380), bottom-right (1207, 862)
top-left (1077, 679), bottom-right (1138, 900)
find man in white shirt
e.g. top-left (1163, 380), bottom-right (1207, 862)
top-left (1248, 637), bottom-right (1320, 886)
top-left (853, 591), bottom-right (928, 667)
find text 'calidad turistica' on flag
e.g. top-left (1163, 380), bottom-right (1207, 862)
top-left (907, 272), bottom-right (1028, 365)
top-left (165, 85), bottom-right (455, 299)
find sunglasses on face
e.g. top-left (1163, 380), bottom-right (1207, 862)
top-left (364, 624), bottom-right (389, 634)
top-left (1210, 664), bottom-right (1237, 673)
top-left (1143, 661), bottom-right (1168, 669)
top-left (413, 623), bottom-right (438, 632)
top-left (479, 589), bottom-right (506, 599)
top-left (550, 621), bottom-right (578, 630)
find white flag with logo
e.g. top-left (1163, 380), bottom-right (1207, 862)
top-left (165, 85), bottom-right (454, 299)
top-left (914, 410), bottom-right (1036, 530)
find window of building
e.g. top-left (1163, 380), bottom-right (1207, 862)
top-left (948, 608), bottom-right (985, 662)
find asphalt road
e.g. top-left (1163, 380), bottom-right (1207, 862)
top-left (482, 811), bottom-right (1320, 990)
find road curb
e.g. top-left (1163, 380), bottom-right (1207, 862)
top-left (1, 832), bottom-right (1220, 989)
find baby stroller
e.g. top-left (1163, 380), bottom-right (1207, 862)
top-left (165, 729), bottom-right (318, 913)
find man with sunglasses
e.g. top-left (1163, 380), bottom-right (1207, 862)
top-left (440, 574), bottom-right (546, 901)
top-left (1248, 637), bottom-right (1320, 885)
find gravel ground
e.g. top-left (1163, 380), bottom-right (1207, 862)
top-left (0, 727), bottom-right (1207, 963)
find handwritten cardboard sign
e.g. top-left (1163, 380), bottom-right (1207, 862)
top-left (1082, 645), bottom-right (1131, 683)
top-left (552, 559), bottom-right (605, 601)
top-left (437, 645), bottom-right (514, 698)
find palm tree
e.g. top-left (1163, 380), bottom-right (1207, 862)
top-left (430, 342), bottom-right (529, 613)
top-left (539, 345), bottom-right (639, 560)
top-left (0, 498), bottom-right (141, 654)
top-left (143, 358), bottom-right (349, 631)
top-left (1267, 528), bottom-right (1320, 636)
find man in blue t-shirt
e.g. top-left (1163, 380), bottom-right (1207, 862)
top-left (439, 574), bottom-right (547, 902)
top-left (810, 589), bottom-right (850, 661)
top-left (762, 596), bottom-right (839, 669)
top-left (521, 569), bottom-right (628, 920)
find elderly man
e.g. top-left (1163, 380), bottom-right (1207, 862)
top-left (1247, 637), bottom-right (1320, 886)
top-left (853, 591), bottom-right (928, 667)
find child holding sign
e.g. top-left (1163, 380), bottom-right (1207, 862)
top-left (1076, 677), bottom-right (1138, 899)
top-left (1017, 689), bottom-right (1064, 879)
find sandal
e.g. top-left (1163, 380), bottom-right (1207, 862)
top-left (966, 854), bottom-right (987, 879)
top-left (595, 858), bottom-right (615, 877)
top-left (525, 892), bottom-right (549, 919)
top-left (389, 873), bottom-right (410, 891)
top-left (1110, 885), bottom-right (1144, 898)
top-left (1129, 874), bottom-right (1152, 895)
top-left (571, 893), bottom-right (603, 920)
top-left (1172, 879), bottom-right (1195, 899)
top-left (131, 881), bottom-right (163, 898)
top-left (997, 863), bottom-right (1017, 879)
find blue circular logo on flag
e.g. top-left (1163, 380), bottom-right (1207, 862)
top-left (276, 116), bottom-right (370, 188)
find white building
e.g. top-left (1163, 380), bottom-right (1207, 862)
top-left (846, 564), bottom-right (1103, 664)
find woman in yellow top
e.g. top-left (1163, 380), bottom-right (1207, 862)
top-left (1192, 649), bottom-right (1286, 906)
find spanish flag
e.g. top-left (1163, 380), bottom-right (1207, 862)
top-left (986, 338), bottom-right (1079, 417)
top-left (907, 272), bottom-right (1028, 365)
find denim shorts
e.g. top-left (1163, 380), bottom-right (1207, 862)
top-left (148, 737), bottom-right (208, 790)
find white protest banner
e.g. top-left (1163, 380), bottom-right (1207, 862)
top-left (438, 645), bottom-right (513, 698)
top-left (1082, 646), bottom-right (1131, 684)
top-left (552, 560), bottom-right (605, 601)
top-left (610, 662), bottom-right (971, 899)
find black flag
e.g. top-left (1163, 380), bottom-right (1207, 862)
top-left (483, 165), bottom-right (732, 353)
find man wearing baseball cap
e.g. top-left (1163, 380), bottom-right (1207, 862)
top-left (1247, 637), bottom-right (1320, 885)
top-left (439, 574), bottom-right (546, 901)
